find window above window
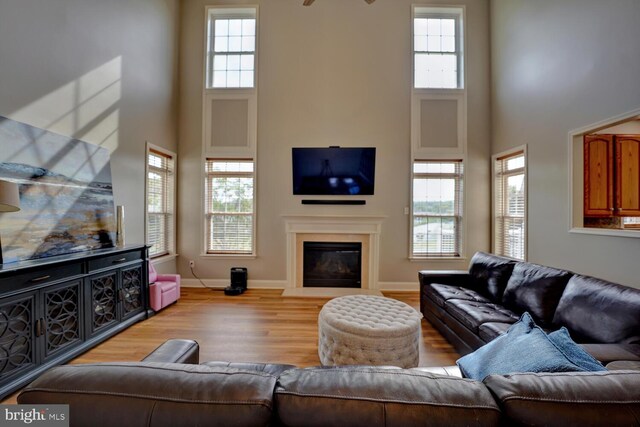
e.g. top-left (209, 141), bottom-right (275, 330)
top-left (413, 7), bottom-right (464, 89)
top-left (206, 7), bottom-right (257, 89)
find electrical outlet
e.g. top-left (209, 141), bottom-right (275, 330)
top-left (189, 260), bottom-right (195, 268)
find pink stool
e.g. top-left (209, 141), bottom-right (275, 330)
top-left (149, 263), bottom-right (180, 312)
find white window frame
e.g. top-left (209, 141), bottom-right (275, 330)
top-left (492, 146), bottom-right (527, 260)
top-left (410, 159), bottom-right (465, 259)
top-left (145, 143), bottom-right (177, 260)
top-left (204, 158), bottom-right (257, 257)
top-left (203, 5), bottom-right (258, 158)
top-left (412, 6), bottom-right (465, 90)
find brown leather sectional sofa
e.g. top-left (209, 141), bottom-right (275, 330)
top-left (419, 252), bottom-right (640, 363)
top-left (18, 338), bottom-right (640, 426)
top-left (17, 252), bottom-right (640, 426)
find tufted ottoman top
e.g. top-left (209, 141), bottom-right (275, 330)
top-left (319, 295), bottom-right (421, 338)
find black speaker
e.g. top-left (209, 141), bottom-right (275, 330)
top-left (225, 267), bottom-right (247, 296)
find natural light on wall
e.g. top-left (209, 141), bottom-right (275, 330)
top-left (4, 57), bottom-right (122, 254)
top-left (10, 56), bottom-right (122, 153)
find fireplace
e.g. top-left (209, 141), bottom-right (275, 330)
top-left (303, 241), bottom-right (362, 288)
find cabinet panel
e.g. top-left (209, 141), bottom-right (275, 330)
top-left (615, 136), bottom-right (640, 216)
top-left (42, 280), bottom-right (83, 361)
top-left (0, 293), bottom-right (37, 383)
top-left (584, 135), bottom-right (614, 216)
top-left (120, 265), bottom-right (144, 320)
top-left (88, 272), bottom-right (118, 336)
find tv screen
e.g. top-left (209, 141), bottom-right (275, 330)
top-left (292, 147), bottom-right (376, 195)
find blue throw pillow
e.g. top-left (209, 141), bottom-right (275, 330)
top-left (457, 313), bottom-right (603, 380)
top-left (547, 327), bottom-right (606, 372)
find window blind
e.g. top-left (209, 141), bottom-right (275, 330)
top-left (412, 160), bottom-right (463, 257)
top-left (205, 159), bottom-right (255, 254)
top-left (147, 149), bottom-right (175, 258)
top-left (495, 151), bottom-right (526, 260)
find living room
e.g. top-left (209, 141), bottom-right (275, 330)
top-left (0, 0), bottom-right (639, 425)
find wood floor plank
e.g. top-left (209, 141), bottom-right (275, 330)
top-left (2, 288), bottom-right (459, 403)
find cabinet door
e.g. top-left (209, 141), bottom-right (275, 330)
top-left (615, 135), bottom-right (640, 216)
top-left (0, 292), bottom-right (38, 384)
top-left (87, 271), bottom-right (118, 336)
top-left (42, 280), bottom-right (83, 361)
top-left (120, 265), bottom-right (144, 320)
top-left (584, 135), bottom-right (614, 216)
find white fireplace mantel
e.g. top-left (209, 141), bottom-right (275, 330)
top-left (283, 215), bottom-right (386, 289)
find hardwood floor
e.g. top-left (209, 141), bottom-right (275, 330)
top-left (2, 288), bottom-right (459, 403)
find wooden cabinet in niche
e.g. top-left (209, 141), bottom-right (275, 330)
top-left (584, 134), bottom-right (640, 219)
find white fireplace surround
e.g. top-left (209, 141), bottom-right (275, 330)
top-left (283, 215), bottom-right (385, 290)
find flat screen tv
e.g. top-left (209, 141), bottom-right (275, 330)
top-left (292, 147), bottom-right (376, 195)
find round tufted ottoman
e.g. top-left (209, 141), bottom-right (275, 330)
top-left (318, 295), bottom-right (421, 368)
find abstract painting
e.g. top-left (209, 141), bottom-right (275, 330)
top-left (0, 116), bottom-right (116, 263)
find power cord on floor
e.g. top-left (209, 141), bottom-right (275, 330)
top-left (190, 265), bottom-right (225, 291)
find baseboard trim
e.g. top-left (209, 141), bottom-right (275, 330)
top-left (182, 279), bottom-right (416, 291)
top-left (181, 279), bottom-right (287, 289)
top-left (377, 282), bottom-right (418, 291)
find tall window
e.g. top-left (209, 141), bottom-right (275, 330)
top-left (206, 8), bottom-right (257, 88)
top-left (146, 147), bottom-right (176, 258)
top-left (413, 7), bottom-right (463, 89)
top-left (412, 160), bottom-right (464, 257)
top-left (493, 149), bottom-right (527, 260)
top-left (205, 159), bottom-right (255, 255)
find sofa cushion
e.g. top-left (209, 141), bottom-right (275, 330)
top-left (478, 322), bottom-right (512, 343)
top-left (445, 299), bottom-right (519, 333)
top-left (553, 274), bottom-right (640, 344)
top-left (502, 262), bottom-right (572, 327)
top-left (275, 367), bottom-right (501, 427)
top-left (468, 252), bottom-right (516, 302)
top-left (18, 363), bottom-right (279, 427)
top-left (579, 343), bottom-right (640, 364)
top-left (426, 283), bottom-right (490, 308)
top-left (457, 313), bottom-right (606, 381)
top-left (483, 370), bottom-right (640, 426)
top-left (203, 361), bottom-right (296, 377)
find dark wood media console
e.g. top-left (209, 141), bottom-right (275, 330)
top-left (0, 245), bottom-right (148, 399)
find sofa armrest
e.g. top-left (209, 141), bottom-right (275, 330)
top-left (156, 273), bottom-right (181, 285)
top-left (418, 270), bottom-right (471, 288)
top-left (141, 339), bottom-right (199, 364)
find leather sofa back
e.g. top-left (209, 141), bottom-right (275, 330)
top-left (553, 274), bottom-right (640, 344)
top-left (468, 252), bottom-right (516, 302)
top-left (483, 370), bottom-right (640, 426)
top-left (18, 362), bottom-right (280, 427)
top-left (275, 366), bottom-right (501, 427)
top-left (18, 361), bottom-right (640, 427)
top-left (502, 262), bottom-right (572, 327)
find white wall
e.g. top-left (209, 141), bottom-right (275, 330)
top-left (0, 0), bottom-right (180, 271)
top-left (179, 0), bottom-right (491, 287)
top-left (491, 0), bottom-right (640, 287)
